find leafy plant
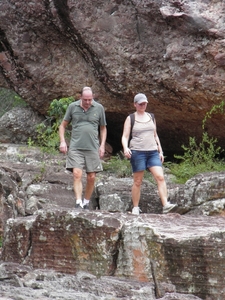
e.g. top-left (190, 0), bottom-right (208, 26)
top-left (167, 101), bottom-right (225, 184)
top-left (32, 162), bottom-right (47, 183)
top-left (48, 97), bottom-right (75, 120)
top-left (30, 96), bottom-right (75, 152)
top-left (174, 132), bottom-right (222, 166)
top-left (102, 152), bottom-right (155, 183)
top-left (202, 100), bottom-right (225, 129)
top-left (103, 153), bottom-right (132, 178)
top-left (165, 160), bottom-right (225, 184)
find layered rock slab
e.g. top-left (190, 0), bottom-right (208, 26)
top-left (2, 209), bottom-right (225, 300)
top-left (0, 263), bottom-right (201, 300)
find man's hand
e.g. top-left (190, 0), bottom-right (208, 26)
top-left (99, 145), bottom-right (105, 159)
top-left (59, 141), bottom-right (67, 154)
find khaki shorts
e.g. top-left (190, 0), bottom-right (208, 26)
top-left (66, 149), bottom-right (103, 173)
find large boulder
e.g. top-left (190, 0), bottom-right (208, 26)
top-left (0, 107), bottom-right (44, 144)
top-left (0, 1), bottom-right (225, 154)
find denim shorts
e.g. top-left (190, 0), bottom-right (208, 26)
top-left (130, 150), bottom-right (162, 173)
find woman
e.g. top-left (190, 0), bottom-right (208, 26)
top-left (121, 93), bottom-right (177, 215)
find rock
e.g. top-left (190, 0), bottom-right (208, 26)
top-left (1, 144), bottom-right (225, 222)
top-left (171, 171), bottom-right (225, 215)
top-left (0, 107), bottom-right (44, 144)
top-left (2, 209), bottom-right (225, 299)
top-left (1, 144), bottom-right (225, 299)
top-left (1, 1), bottom-right (225, 155)
top-left (0, 262), bottom-right (186, 300)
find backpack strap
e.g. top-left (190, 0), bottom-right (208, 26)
top-left (128, 113), bottom-right (135, 145)
top-left (129, 112), bottom-right (155, 144)
top-left (149, 112), bottom-right (155, 123)
top-left (130, 113), bottom-right (135, 132)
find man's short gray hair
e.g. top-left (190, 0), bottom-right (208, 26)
top-left (81, 86), bottom-right (92, 95)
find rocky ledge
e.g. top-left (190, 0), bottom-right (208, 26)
top-left (0, 144), bottom-right (225, 299)
top-left (1, 209), bottom-right (225, 300)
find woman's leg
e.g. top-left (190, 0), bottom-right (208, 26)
top-left (132, 171), bottom-right (145, 207)
top-left (149, 165), bottom-right (177, 213)
top-left (149, 166), bottom-right (167, 206)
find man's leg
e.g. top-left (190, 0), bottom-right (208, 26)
top-left (83, 172), bottom-right (96, 209)
top-left (83, 150), bottom-right (102, 209)
top-left (73, 168), bottom-right (83, 207)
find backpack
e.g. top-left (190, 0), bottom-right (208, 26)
top-left (129, 112), bottom-right (155, 145)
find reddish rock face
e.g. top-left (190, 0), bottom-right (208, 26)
top-left (0, 1), bottom-right (225, 154)
top-left (2, 210), bottom-right (225, 300)
top-left (2, 210), bottom-right (123, 276)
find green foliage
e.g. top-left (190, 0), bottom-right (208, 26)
top-left (35, 122), bottom-right (60, 153)
top-left (202, 100), bottom-right (225, 129)
top-left (102, 153), bottom-right (155, 183)
top-left (165, 160), bottom-right (225, 184)
top-left (103, 154), bottom-right (132, 178)
top-left (32, 162), bottom-right (47, 183)
top-left (167, 101), bottom-right (225, 184)
top-left (0, 88), bottom-right (27, 117)
top-left (48, 97), bottom-right (75, 120)
top-left (174, 132), bottom-right (222, 166)
top-left (30, 96), bottom-right (75, 152)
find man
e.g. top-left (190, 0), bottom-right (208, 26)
top-left (59, 87), bottom-right (107, 210)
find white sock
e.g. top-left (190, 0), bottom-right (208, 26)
top-left (76, 199), bottom-right (82, 204)
top-left (83, 198), bottom-right (90, 205)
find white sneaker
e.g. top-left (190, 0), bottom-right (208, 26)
top-left (163, 202), bottom-right (177, 214)
top-left (132, 207), bottom-right (140, 215)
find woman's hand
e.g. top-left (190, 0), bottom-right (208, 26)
top-left (159, 152), bottom-right (164, 163)
top-left (124, 147), bottom-right (132, 159)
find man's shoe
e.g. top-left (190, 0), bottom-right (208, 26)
top-left (83, 203), bottom-right (89, 210)
top-left (75, 203), bottom-right (83, 209)
top-left (132, 207), bottom-right (141, 215)
top-left (163, 202), bottom-right (177, 214)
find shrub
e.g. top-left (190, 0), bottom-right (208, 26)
top-left (102, 154), bottom-right (132, 178)
top-left (30, 96), bottom-right (75, 152)
top-left (167, 100), bottom-right (225, 184)
top-left (174, 132), bottom-right (222, 166)
top-left (102, 152), bottom-right (155, 183)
